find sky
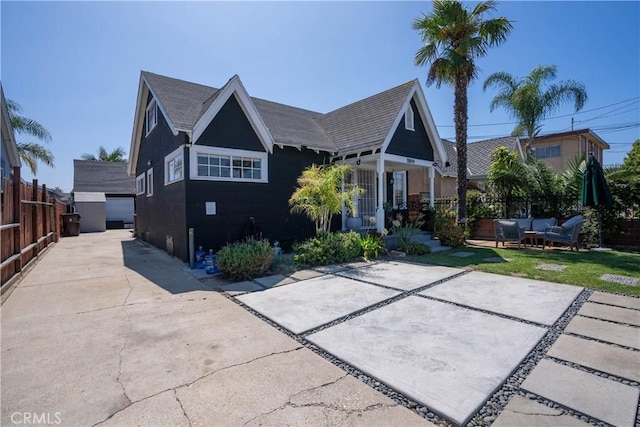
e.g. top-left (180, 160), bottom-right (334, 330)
top-left (2, 1), bottom-right (639, 192)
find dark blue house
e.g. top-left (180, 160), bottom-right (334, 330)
top-left (128, 72), bottom-right (447, 261)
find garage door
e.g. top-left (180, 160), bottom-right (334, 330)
top-left (105, 197), bottom-right (134, 223)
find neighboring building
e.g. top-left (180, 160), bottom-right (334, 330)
top-left (128, 71), bottom-right (448, 260)
top-left (73, 160), bottom-right (135, 232)
top-left (1, 83), bottom-right (21, 181)
top-left (524, 128), bottom-right (610, 173)
top-left (410, 136), bottom-right (524, 198)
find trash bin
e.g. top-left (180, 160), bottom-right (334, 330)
top-left (61, 213), bottom-right (81, 236)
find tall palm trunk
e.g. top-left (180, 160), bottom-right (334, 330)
top-left (454, 75), bottom-right (468, 224)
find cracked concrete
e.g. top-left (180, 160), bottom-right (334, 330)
top-left (1, 230), bottom-right (432, 427)
top-left (493, 396), bottom-right (589, 427)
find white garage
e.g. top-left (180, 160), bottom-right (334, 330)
top-left (105, 196), bottom-right (135, 226)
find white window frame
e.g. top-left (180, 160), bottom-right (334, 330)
top-left (190, 145), bottom-right (268, 183)
top-left (146, 99), bottom-right (158, 136)
top-left (146, 168), bottom-right (153, 196)
top-left (136, 173), bottom-right (145, 195)
top-left (164, 146), bottom-right (184, 186)
top-left (405, 106), bottom-right (415, 131)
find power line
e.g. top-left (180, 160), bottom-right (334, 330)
top-left (438, 96), bottom-right (640, 128)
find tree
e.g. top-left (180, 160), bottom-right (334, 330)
top-left (289, 164), bottom-right (362, 235)
top-left (622, 139), bottom-right (640, 175)
top-left (413, 0), bottom-right (512, 224)
top-left (483, 65), bottom-right (588, 154)
top-left (81, 146), bottom-right (127, 162)
top-left (487, 146), bottom-right (526, 216)
top-left (6, 99), bottom-right (54, 175)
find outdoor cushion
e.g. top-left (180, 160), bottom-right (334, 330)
top-left (531, 218), bottom-right (557, 232)
top-left (510, 218), bottom-right (532, 231)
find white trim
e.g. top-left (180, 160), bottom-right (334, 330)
top-left (383, 152), bottom-right (436, 168)
top-left (136, 173), bottom-right (145, 195)
top-left (404, 105), bottom-right (415, 131)
top-left (189, 145), bottom-right (268, 183)
top-left (381, 81), bottom-right (448, 168)
top-left (146, 168), bottom-right (154, 196)
top-left (192, 75), bottom-right (274, 154)
top-left (145, 99), bottom-right (158, 136)
top-left (164, 145), bottom-right (185, 186)
top-left (128, 72), bottom-right (180, 176)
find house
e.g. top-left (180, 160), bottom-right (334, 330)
top-left (409, 136), bottom-right (524, 198)
top-left (1, 83), bottom-right (21, 181)
top-left (128, 71), bottom-right (448, 260)
top-left (525, 128), bottom-right (610, 173)
top-left (73, 160), bottom-right (135, 232)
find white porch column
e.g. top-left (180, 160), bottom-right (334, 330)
top-left (429, 166), bottom-right (435, 208)
top-left (376, 155), bottom-right (385, 232)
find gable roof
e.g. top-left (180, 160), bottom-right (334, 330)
top-left (315, 81), bottom-right (415, 154)
top-left (440, 136), bottom-right (523, 178)
top-left (74, 160), bottom-right (135, 194)
top-left (128, 72), bottom-right (448, 174)
top-left (1, 82), bottom-right (21, 169)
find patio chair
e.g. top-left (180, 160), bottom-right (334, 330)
top-left (493, 219), bottom-right (526, 249)
top-left (542, 215), bottom-right (584, 252)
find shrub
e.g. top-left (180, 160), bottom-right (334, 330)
top-left (216, 238), bottom-right (274, 281)
top-left (293, 231), bottom-right (362, 266)
top-left (434, 208), bottom-right (467, 248)
top-left (361, 234), bottom-right (386, 260)
top-left (403, 242), bottom-right (431, 255)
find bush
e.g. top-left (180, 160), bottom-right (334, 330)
top-left (434, 208), bottom-right (467, 248)
top-left (361, 234), bottom-right (386, 260)
top-left (293, 231), bottom-right (362, 266)
top-left (403, 242), bottom-right (431, 255)
top-left (217, 238), bottom-right (274, 281)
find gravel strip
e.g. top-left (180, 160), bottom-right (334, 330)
top-left (536, 263), bottom-right (567, 271)
top-left (600, 274), bottom-right (639, 286)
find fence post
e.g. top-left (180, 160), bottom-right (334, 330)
top-left (32, 180), bottom-right (38, 256)
top-left (42, 184), bottom-right (48, 245)
top-left (12, 167), bottom-right (22, 274)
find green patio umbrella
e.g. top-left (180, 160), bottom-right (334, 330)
top-left (581, 153), bottom-right (613, 248)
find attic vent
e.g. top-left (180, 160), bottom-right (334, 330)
top-left (405, 105), bottom-right (414, 131)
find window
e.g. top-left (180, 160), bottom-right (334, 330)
top-left (146, 168), bottom-right (153, 196)
top-left (146, 99), bottom-right (158, 136)
top-left (405, 106), bottom-right (415, 131)
top-left (165, 147), bottom-right (184, 185)
top-left (534, 145), bottom-right (561, 159)
top-left (190, 146), bottom-right (267, 183)
top-left (136, 173), bottom-right (145, 195)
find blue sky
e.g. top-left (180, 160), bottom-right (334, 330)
top-left (2, 1), bottom-right (639, 192)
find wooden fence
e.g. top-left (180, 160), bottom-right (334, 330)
top-left (1, 167), bottom-right (66, 291)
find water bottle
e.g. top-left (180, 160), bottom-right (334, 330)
top-left (205, 249), bottom-right (217, 274)
top-left (195, 246), bottom-right (206, 269)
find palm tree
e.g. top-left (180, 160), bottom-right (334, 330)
top-left (6, 99), bottom-right (55, 175)
top-left (81, 146), bottom-right (127, 162)
top-left (483, 65), bottom-right (588, 154)
top-left (413, 0), bottom-right (512, 224)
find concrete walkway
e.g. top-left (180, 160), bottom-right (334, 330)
top-left (1, 231), bottom-right (429, 427)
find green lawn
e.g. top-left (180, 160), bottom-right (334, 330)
top-left (414, 246), bottom-right (640, 296)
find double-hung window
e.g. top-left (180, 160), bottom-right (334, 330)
top-left (146, 168), bottom-right (153, 196)
top-left (534, 145), bottom-right (561, 159)
top-left (146, 99), bottom-right (158, 136)
top-left (190, 146), bottom-right (267, 183)
top-left (136, 173), bottom-right (145, 195)
top-left (164, 147), bottom-right (184, 185)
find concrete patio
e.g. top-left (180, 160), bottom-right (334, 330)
top-left (2, 230), bottom-right (639, 426)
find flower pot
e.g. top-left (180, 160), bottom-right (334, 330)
top-left (346, 216), bottom-right (363, 231)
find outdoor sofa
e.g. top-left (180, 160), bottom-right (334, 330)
top-left (542, 215), bottom-right (584, 252)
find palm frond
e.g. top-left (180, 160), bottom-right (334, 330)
top-left (17, 142), bottom-right (55, 175)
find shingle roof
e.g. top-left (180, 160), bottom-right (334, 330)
top-left (140, 71), bottom-right (416, 154)
top-left (441, 136), bottom-right (522, 178)
top-left (315, 80), bottom-right (416, 154)
top-left (73, 160), bottom-right (135, 194)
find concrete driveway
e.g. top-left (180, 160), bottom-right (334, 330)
top-left (1, 231), bottom-right (428, 427)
